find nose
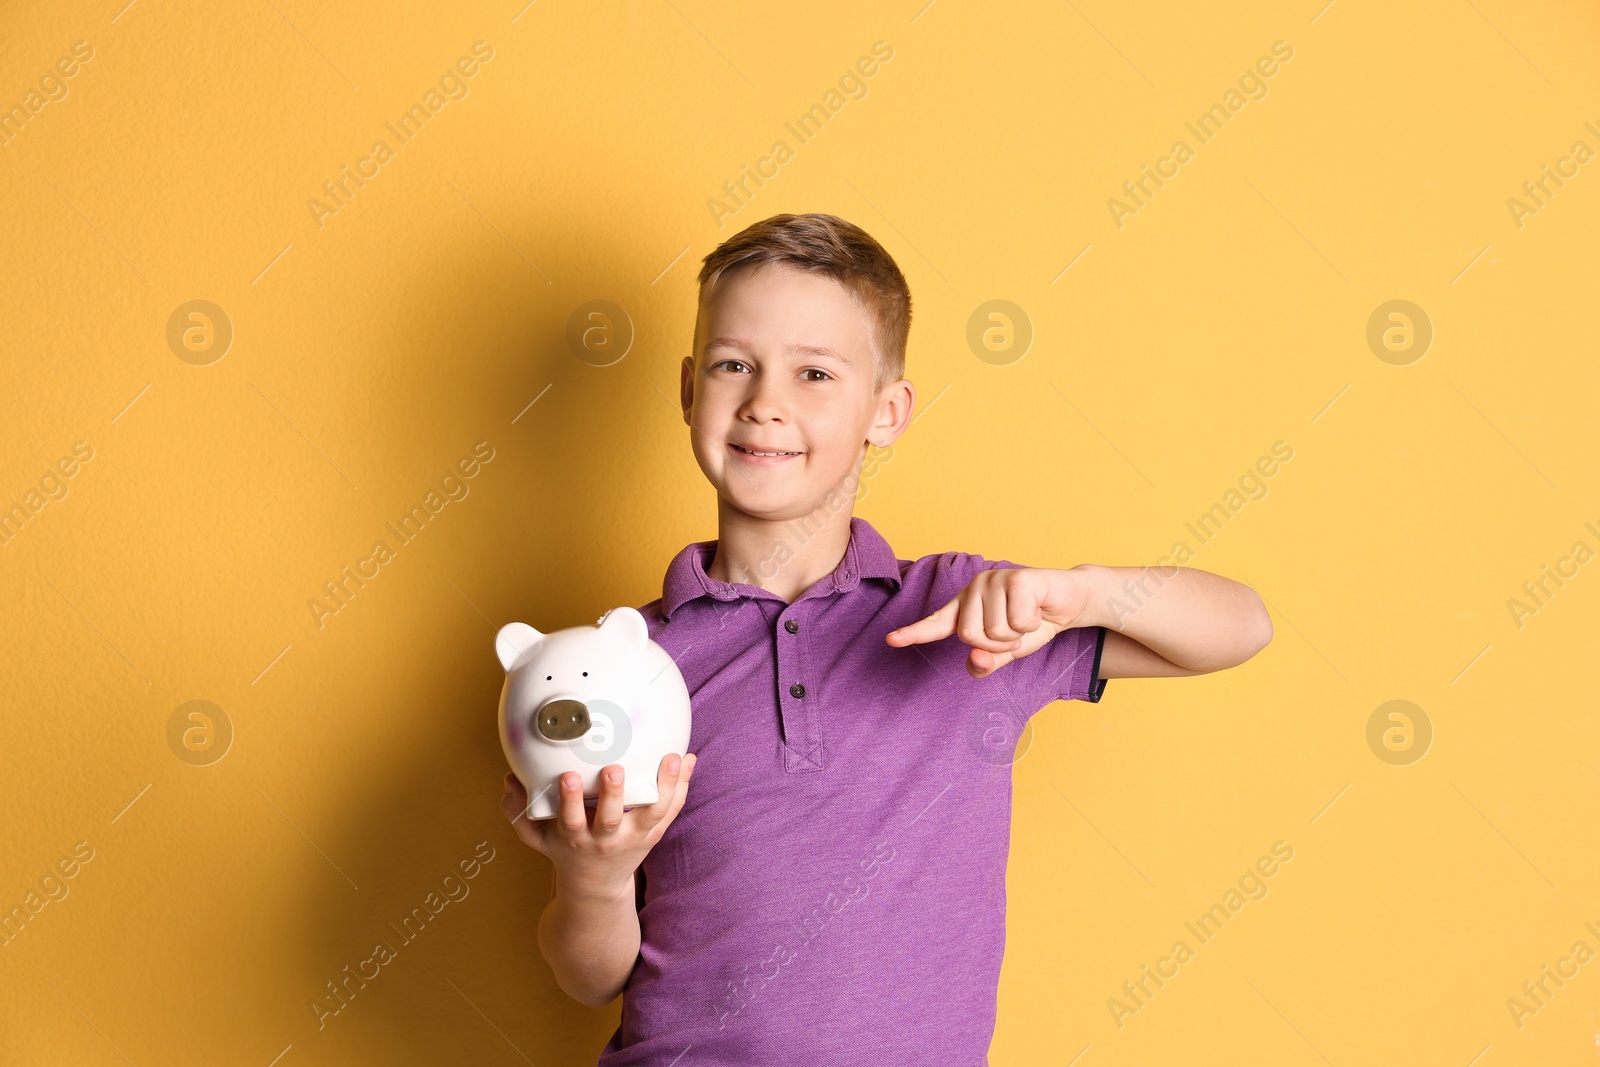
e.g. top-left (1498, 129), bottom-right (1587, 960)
top-left (535, 699), bottom-right (592, 741)
top-left (739, 369), bottom-right (786, 423)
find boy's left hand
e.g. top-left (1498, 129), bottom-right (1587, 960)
top-left (885, 567), bottom-right (1092, 679)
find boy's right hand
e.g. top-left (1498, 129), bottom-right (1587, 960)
top-left (499, 752), bottom-right (698, 897)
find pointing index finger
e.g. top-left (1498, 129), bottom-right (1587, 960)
top-left (886, 596), bottom-right (959, 647)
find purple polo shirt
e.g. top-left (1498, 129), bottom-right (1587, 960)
top-left (597, 516), bottom-right (1107, 1065)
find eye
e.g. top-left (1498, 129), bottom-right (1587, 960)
top-left (582, 671), bottom-right (588, 676)
top-left (800, 368), bottom-right (832, 382)
top-left (545, 675), bottom-right (551, 680)
top-left (713, 359), bottom-right (750, 374)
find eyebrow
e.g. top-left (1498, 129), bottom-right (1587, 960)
top-left (704, 336), bottom-right (854, 367)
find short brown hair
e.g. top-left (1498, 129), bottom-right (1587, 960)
top-left (695, 213), bottom-right (911, 393)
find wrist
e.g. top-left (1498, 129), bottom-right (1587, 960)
top-left (1062, 564), bottom-right (1117, 630)
top-left (556, 867), bottom-right (636, 906)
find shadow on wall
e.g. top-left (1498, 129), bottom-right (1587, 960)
top-left (270, 231), bottom-right (680, 1064)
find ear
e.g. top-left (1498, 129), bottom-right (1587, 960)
top-left (596, 606), bottom-right (649, 648)
top-left (495, 622), bottom-right (544, 672)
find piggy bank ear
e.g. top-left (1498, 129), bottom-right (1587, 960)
top-left (596, 606), bottom-right (649, 648)
top-left (495, 623), bottom-right (544, 672)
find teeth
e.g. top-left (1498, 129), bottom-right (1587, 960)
top-left (737, 445), bottom-right (798, 457)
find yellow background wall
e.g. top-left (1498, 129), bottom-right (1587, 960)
top-left (2, 0), bottom-right (1596, 1063)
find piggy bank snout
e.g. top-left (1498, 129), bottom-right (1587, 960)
top-left (535, 698), bottom-right (592, 741)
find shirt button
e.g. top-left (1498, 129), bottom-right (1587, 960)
top-left (784, 619), bottom-right (799, 634)
top-left (790, 683), bottom-right (806, 699)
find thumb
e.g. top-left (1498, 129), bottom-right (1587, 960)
top-left (967, 645), bottom-right (1014, 679)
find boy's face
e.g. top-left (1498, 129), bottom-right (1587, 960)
top-left (681, 263), bottom-right (913, 522)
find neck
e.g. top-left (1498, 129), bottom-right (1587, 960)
top-left (706, 500), bottom-right (855, 603)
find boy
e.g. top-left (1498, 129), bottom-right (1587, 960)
top-left (500, 213), bottom-right (1272, 1064)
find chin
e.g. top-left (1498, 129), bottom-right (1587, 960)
top-left (721, 490), bottom-right (800, 519)
top-left (727, 484), bottom-right (849, 521)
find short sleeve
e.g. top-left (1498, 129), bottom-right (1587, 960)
top-left (935, 553), bottom-right (1108, 715)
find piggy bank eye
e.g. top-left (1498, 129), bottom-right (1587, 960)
top-left (545, 675), bottom-right (552, 680)
top-left (582, 671), bottom-right (588, 677)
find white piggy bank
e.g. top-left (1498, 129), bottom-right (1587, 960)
top-left (496, 606), bottom-right (692, 820)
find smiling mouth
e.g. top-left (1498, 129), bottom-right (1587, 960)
top-left (730, 443), bottom-right (803, 458)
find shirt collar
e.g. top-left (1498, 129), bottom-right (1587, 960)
top-left (661, 515), bottom-right (902, 621)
